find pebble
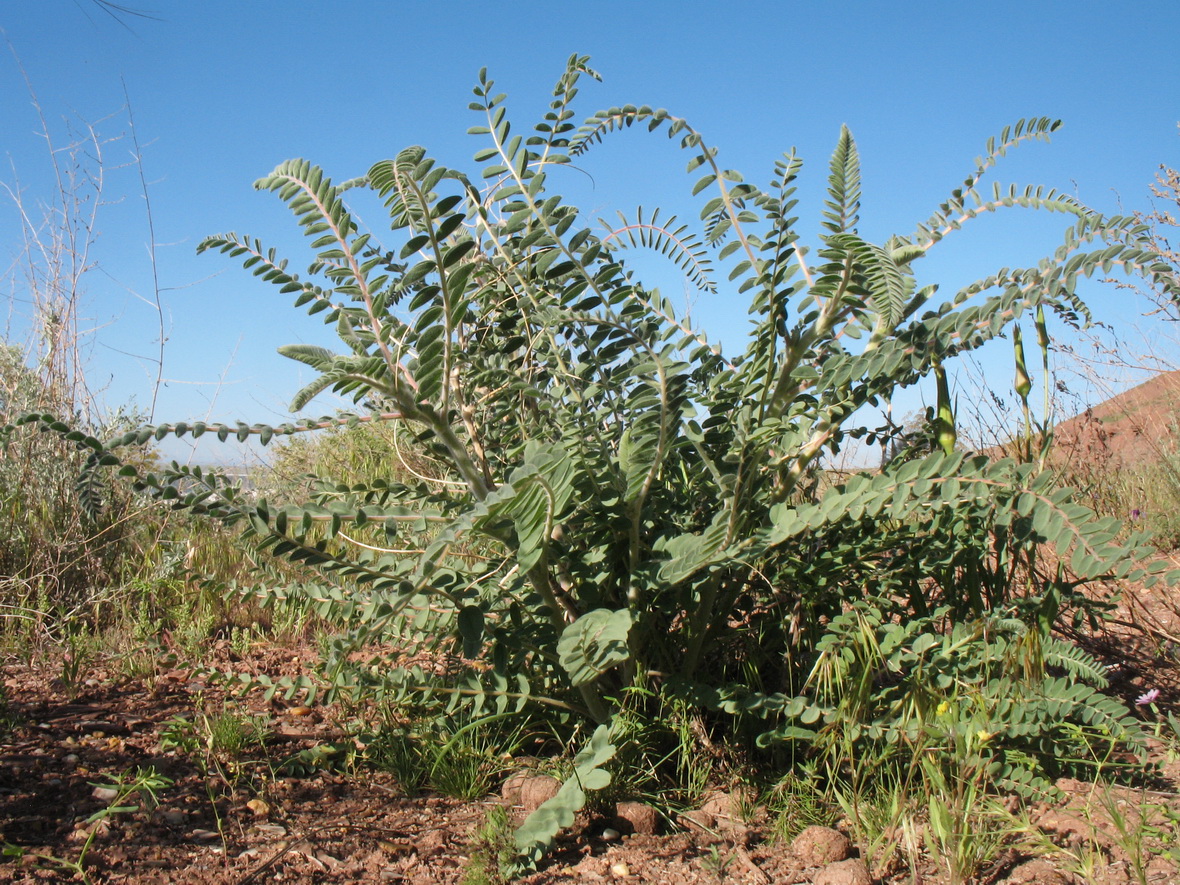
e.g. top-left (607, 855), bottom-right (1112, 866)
top-left (63, 754), bottom-right (79, 766)
top-left (601, 828), bottom-right (620, 842)
top-left (92, 786), bottom-right (120, 802)
top-left (610, 861), bottom-right (631, 878)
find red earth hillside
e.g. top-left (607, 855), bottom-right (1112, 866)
top-left (1051, 369), bottom-right (1180, 469)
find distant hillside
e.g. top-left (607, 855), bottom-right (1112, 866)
top-left (1053, 370), bottom-right (1180, 468)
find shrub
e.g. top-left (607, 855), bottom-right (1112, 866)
top-left (13, 56), bottom-right (1179, 869)
top-left (0, 346), bottom-right (157, 629)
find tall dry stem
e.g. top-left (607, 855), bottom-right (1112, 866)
top-left (0, 53), bottom-right (173, 633)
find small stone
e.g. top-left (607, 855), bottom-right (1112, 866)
top-left (501, 771), bottom-right (529, 804)
top-left (679, 808), bottom-right (721, 844)
top-left (700, 791), bottom-right (749, 840)
top-left (1006, 859), bottom-right (1070, 884)
top-left (609, 861), bottom-right (630, 878)
top-left (600, 827), bottom-right (620, 842)
top-left (314, 851), bottom-right (341, 870)
top-left (190, 828), bottom-right (220, 841)
top-left (416, 829), bottom-right (447, 856)
top-left (92, 786), bottom-right (120, 802)
top-left (69, 819), bottom-right (109, 843)
top-left (792, 825), bottom-right (852, 865)
top-left (1147, 855), bottom-right (1179, 884)
top-left (813, 858), bottom-right (871, 885)
top-left (158, 810), bottom-right (186, 826)
top-left (615, 800), bottom-right (659, 835)
top-left (518, 775), bottom-right (561, 812)
top-left (1035, 807), bottom-right (1101, 846)
top-left (701, 791), bottom-right (738, 820)
top-left (63, 754), bottom-right (79, 766)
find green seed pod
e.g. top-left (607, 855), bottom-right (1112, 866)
top-left (933, 358), bottom-right (956, 456)
top-left (1034, 304), bottom-right (1049, 353)
top-left (1013, 325), bottom-right (1032, 401)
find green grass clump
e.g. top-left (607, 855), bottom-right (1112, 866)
top-left (461, 805), bottom-right (515, 885)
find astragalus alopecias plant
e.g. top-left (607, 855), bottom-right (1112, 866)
top-left (12, 55), bottom-right (1179, 869)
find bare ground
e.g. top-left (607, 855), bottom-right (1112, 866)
top-left (1, 627), bottom-right (1178, 885)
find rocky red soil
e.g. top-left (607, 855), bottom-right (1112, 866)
top-left (1, 638), bottom-right (1177, 885)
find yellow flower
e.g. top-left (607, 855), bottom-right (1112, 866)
top-left (975, 729), bottom-right (992, 743)
top-left (936, 701), bottom-right (950, 717)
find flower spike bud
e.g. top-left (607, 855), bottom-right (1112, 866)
top-left (1013, 325), bottom-right (1032, 401)
top-left (933, 357), bottom-right (956, 456)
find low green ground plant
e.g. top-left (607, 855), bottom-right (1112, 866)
top-left (767, 767), bottom-right (841, 843)
top-left (361, 725), bottom-right (427, 794)
top-left (361, 713), bottom-right (528, 799)
top-left (602, 687), bottom-right (720, 814)
top-left (157, 705), bottom-right (272, 786)
top-left (201, 706), bottom-right (271, 759)
top-left (11, 56), bottom-right (1180, 872)
top-left (461, 804), bottom-right (516, 885)
top-left (701, 845), bottom-right (737, 881)
top-left (426, 726), bottom-right (510, 801)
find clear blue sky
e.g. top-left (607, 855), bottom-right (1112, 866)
top-left (2, 1), bottom-right (1178, 462)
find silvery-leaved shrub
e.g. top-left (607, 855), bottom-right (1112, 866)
top-left (11, 56), bottom-right (1179, 870)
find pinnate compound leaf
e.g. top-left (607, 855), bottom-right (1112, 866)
top-left (513, 724), bottom-right (615, 871)
top-left (557, 609), bottom-right (632, 687)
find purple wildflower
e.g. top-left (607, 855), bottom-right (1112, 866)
top-left (1136, 688), bottom-right (1160, 706)
top-left (1130, 508), bottom-right (1142, 521)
